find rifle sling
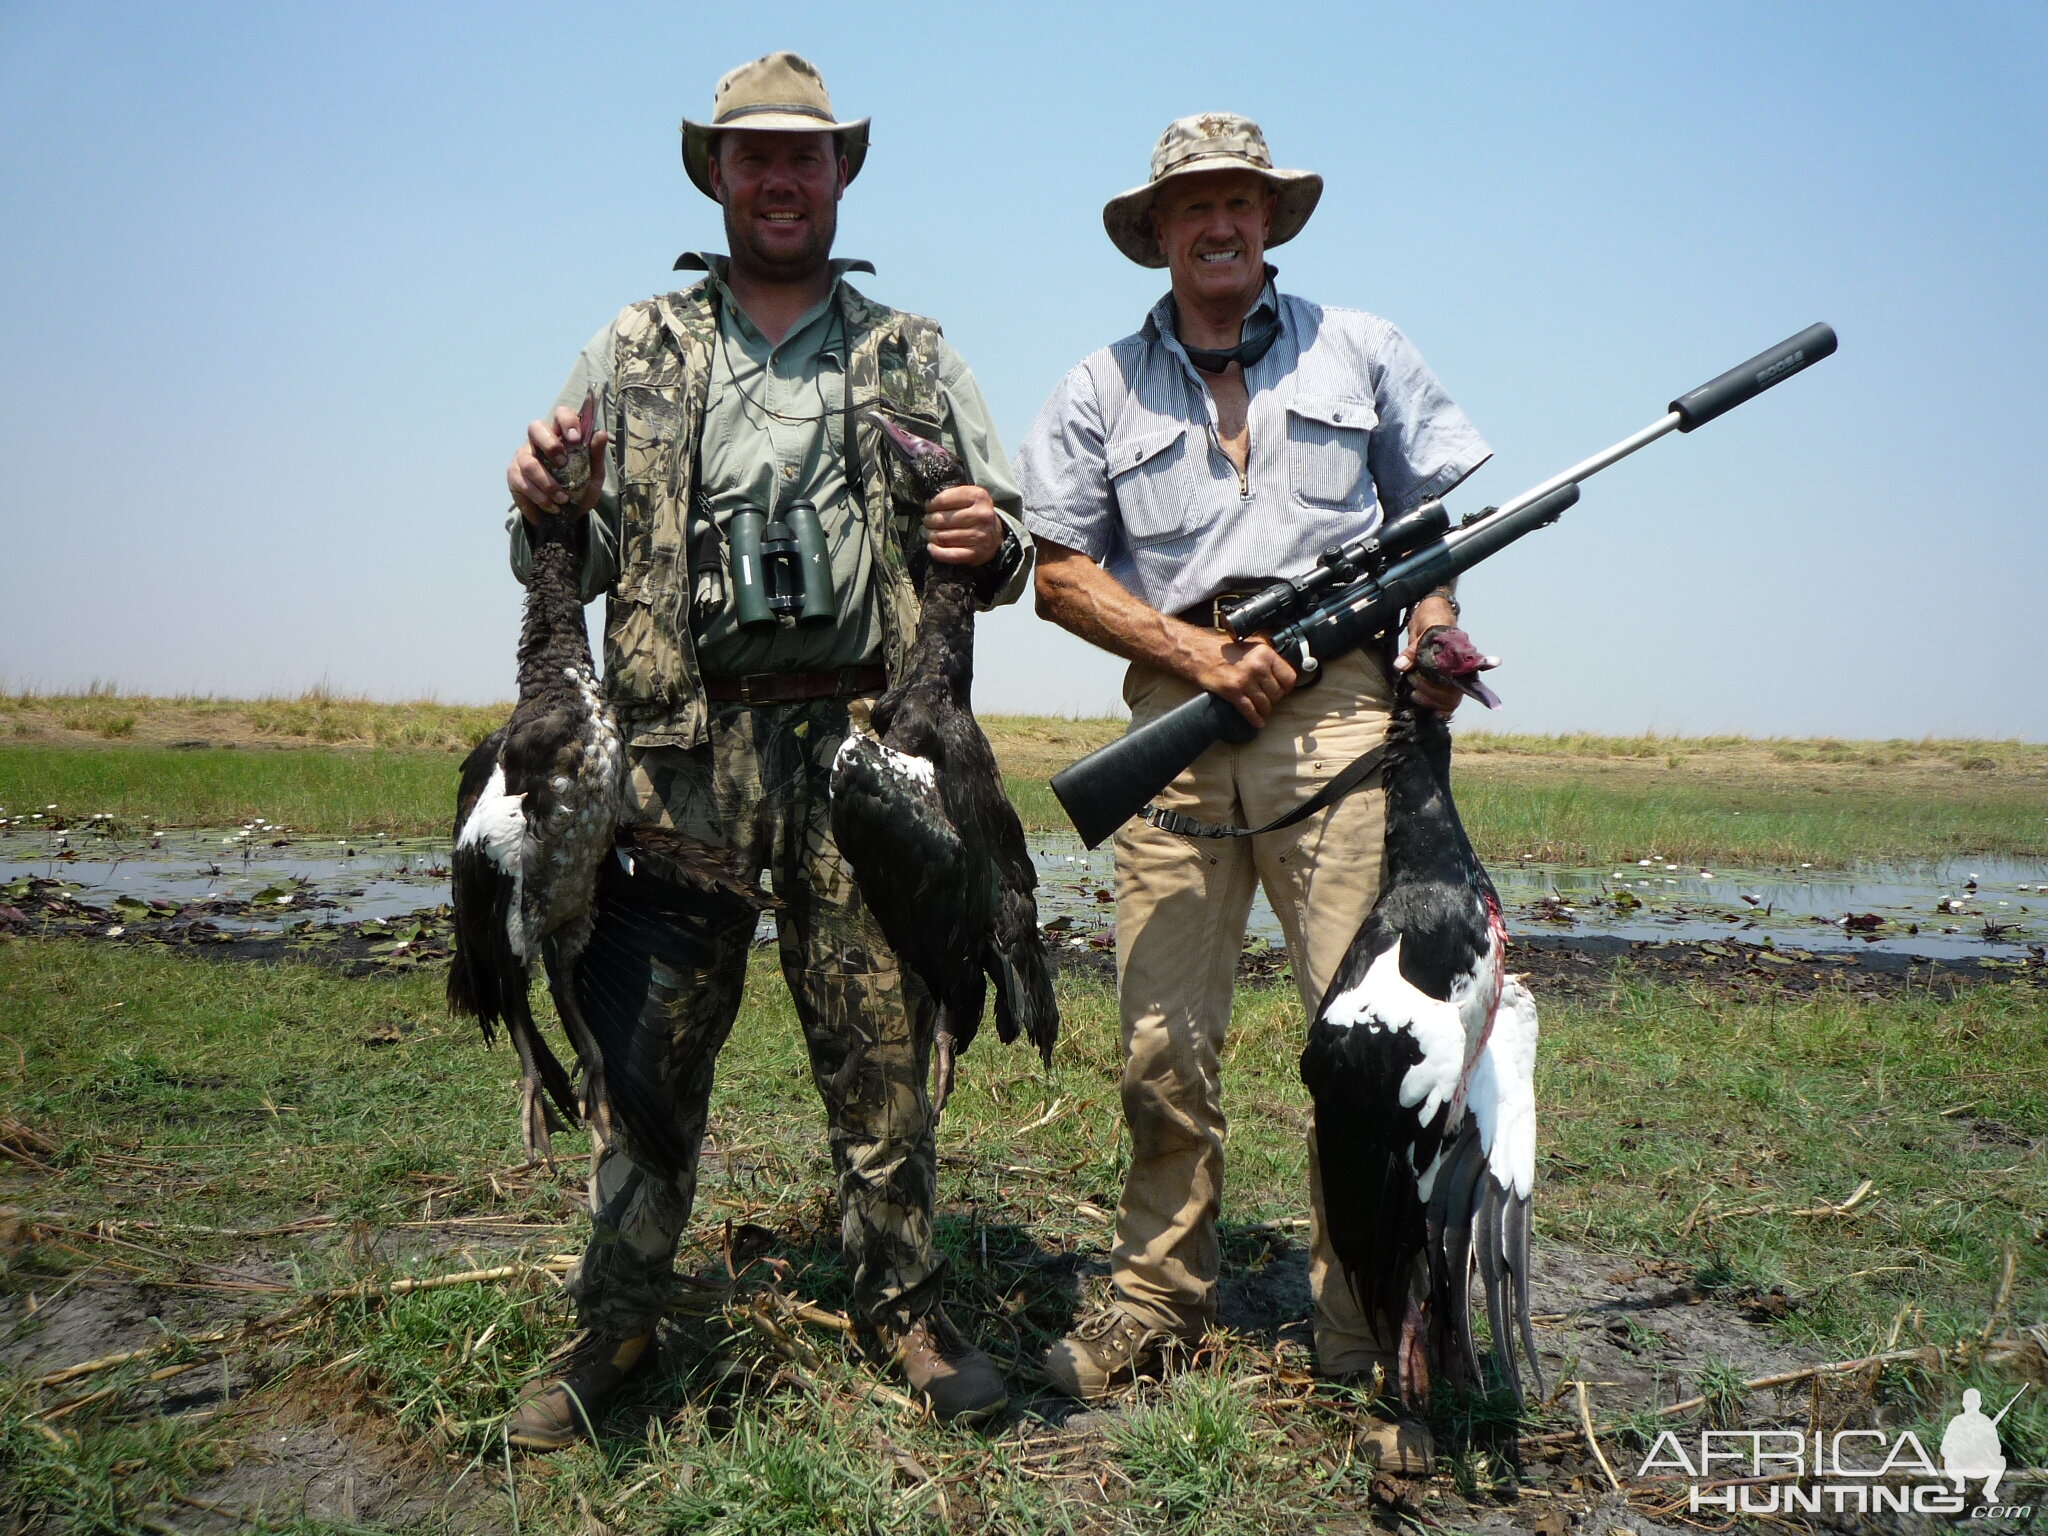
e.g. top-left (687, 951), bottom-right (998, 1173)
top-left (1137, 740), bottom-right (1391, 840)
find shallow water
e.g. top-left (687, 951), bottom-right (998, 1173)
top-left (0, 825), bottom-right (451, 932)
top-left (1022, 837), bottom-right (2048, 962)
top-left (5, 822), bottom-right (2042, 961)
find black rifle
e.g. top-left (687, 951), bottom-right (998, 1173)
top-left (1051, 323), bottom-right (1839, 848)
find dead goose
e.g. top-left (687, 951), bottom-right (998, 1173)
top-left (828, 412), bottom-right (1058, 1108)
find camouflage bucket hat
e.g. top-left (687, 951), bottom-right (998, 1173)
top-left (1103, 112), bottom-right (1322, 268)
top-left (681, 51), bottom-right (871, 199)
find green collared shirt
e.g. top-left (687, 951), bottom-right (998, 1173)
top-left (510, 255), bottom-right (1028, 675)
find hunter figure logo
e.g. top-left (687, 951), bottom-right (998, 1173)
top-left (1638, 1385), bottom-right (2031, 1520)
top-left (1943, 1386), bottom-right (2024, 1504)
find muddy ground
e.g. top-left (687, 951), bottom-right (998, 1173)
top-left (5, 908), bottom-right (2041, 1532)
top-left (10, 1190), bottom-right (2026, 1536)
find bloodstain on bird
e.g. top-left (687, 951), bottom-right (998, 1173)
top-left (828, 412), bottom-right (1058, 1109)
top-left (1299, 626), bottom-right (1542, 1412)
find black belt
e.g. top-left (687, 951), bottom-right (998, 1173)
top-left (703, 665), bottom-right (887, 704)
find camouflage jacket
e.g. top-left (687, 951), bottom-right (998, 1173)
top-left (534, 273), bottom-right (1026, 749)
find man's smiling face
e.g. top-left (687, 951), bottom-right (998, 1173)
top-left (709, 128), bottom-right (845, 280)
top-left (1151, 169), bottom-right (1276, 313)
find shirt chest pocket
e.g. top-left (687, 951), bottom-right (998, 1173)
top-left (1285, 395), bottom-right (1378, 511)
top-left (1107, 424), bottom-right (1202, 546)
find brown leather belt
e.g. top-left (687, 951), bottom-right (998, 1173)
top-left (1173, 588), bottom-right (1270, 632)
top-left (704, 665), bottom-right (887, 704)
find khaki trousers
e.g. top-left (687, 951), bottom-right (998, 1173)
top-left (1110, 649), bottom-right (1393, 1372)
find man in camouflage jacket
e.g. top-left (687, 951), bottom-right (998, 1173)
top-left (500, 52), bottom-right (1030, 1447)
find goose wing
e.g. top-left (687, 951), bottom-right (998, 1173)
top-left (939, 720), bottom-right (1059, 1066)
top-left (566, 837), bottom-right (766, 1175)
top-left (1467, 972), bottom-right (1543, 1398)
top-left (1302, 921), bottom-right (1452, 1335)
top-left (448, 730), bottom-right (579, 1152)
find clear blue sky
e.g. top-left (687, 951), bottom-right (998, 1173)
top-left (3, 1), bottom-right (2043, 739)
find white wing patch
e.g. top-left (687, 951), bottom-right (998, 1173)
top-left (1468, 974), bottom-right (1539, 1198)
top-left (457, 765), bottom-right (529, 867)
top-left (1321, 935), bottom-right (1484, 1129)
top-left (833, 733), bottom-right (938, 794)
top-left (457, 763), bottom-right (534, 959)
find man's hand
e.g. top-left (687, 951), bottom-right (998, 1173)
top-left (509, 405), bottom-right (611, 525)
top-left (1394, 592), bottom-right (1467, 715)
top-left (1188, 629), bottom-right (1299, 729)
top-left (923, 485), bottom-right (1005, 565)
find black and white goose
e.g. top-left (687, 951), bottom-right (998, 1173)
top-left (827, 413), bottom-right (1058, 1108)
top-left (1300, 626), bottom-right (1541, 1410)
top-left (447, 396), bottom-right (625, 1160)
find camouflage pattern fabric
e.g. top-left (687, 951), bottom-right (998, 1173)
top-left (565, 695), bottom-right (942, 1337)
top-left (601, 281), bottom-right (950, 751)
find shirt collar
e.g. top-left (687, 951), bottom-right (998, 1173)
top-left (1146, 266), bottom-right (1282, 371)
top-left (674, 252), bottom-right (877, 352)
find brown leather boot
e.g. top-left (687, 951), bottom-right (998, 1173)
top-left (1357, 1414), bottom-right (1435, 1475)
top-left (505, 1331), bottom-right (652, 1452)
top-left (1041, 1306), bottom-right (1189, 1401)
top-left (1319, 1361), bottom-right (1436, 1476)
top-left (879, 1308), bottom-right (1008, 1424)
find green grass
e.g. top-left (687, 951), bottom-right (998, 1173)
top-left (1540, 977), bottom-right (2047, 1344)
top-left (2, 939), bottom-right (2042, 1532)
top-left (1454, 770), bottom-right (2048, 865)
top-left (6, 731), bottom-right (2047, 864)
top-left (0, 745), bottom-right (464, 837)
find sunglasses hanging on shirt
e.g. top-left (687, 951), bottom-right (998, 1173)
top-left (1175, 304), bottom-right (1281, 375)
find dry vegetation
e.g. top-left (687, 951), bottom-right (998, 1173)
top-left (0, 687), bottom-right (503, 754)
top-left (11, 690), bottom-right (2040, 790)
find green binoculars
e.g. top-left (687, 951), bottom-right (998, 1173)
top-left (729, 504), bottom-right (836, 630)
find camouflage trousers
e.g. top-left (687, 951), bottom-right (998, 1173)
top-left (565, 695), bottom-right (943, 1338)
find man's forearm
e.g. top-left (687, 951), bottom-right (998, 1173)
top-left (1033, 546), bottom-right (1216, 684)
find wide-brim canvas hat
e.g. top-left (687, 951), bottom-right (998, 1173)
top-left (681, 51), bottom-right (870, 199)
top-left (1104, 112), bottom-right (1322, 268)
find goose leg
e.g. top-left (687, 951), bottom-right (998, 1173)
top-left (507, 1023), bottom-right (567, 1166)
top-left (543, 950), bottom-right (614, 1152)
top-left (1397, 1293), bottom-right (1430, 1410)
top-left (931, 1026), bottom-right (957, 1113)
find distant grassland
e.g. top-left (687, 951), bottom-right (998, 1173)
top-left (3, 690), bottom-right (2044, 864)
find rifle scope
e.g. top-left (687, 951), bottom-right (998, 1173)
top-left (1220, 498), bottom-right (1451, 639)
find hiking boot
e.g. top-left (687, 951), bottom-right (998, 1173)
top-left (1358, 1414), bottom-right (1434, 1475)
top-left (1319, 1360), bottom-right (1435, 1476)
top-left (879, 1308), bottom-right (1009, 1424)
top-left (1041, 1307), bottom-right (1188, 1401)
top-left (505, 1331), bottom-right (652, 1452)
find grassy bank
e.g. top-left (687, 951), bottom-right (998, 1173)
top-left (0, 745), bottom-right (460, 838)
top-left (7, 733), bottom-right (2046, 867)
top-left (2, 941), bottom-right (2042, 1532)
